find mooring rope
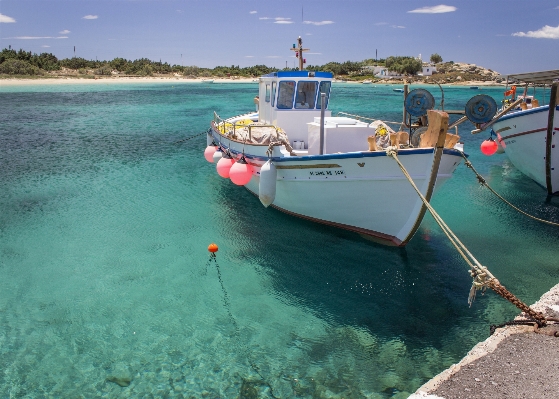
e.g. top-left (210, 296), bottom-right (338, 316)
top-left (386, 146), bottom-right (547, 327)
top-left (206, 254), bottom-right (280, 398)
top-left (459, 152), bottom-right (559, 227)
top-left (174, 129), bottom-right (209, 144)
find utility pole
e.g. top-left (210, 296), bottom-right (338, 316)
top-left (289, 36), bottom-right (309, 71)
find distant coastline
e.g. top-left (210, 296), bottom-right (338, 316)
top-left (0, 76), bottom-right (506, 87)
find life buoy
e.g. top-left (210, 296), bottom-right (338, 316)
top-left (504, 85), bottom-right (516, 97)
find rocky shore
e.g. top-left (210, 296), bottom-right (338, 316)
top-left (374, 62), bottom-right (504, 85)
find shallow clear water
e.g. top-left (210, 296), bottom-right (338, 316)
top-left (1, 82), bottom-right (558, 398)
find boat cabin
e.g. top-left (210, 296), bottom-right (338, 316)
top-left (258, 71), bottom-right (333, 146)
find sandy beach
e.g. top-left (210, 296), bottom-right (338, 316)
top-left (0, 76), bottom-right (505, 87)
top-left (0, 76), bottom-right (259, 86)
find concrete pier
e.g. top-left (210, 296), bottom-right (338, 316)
top-left (409, 283), bottom-right (559, 399)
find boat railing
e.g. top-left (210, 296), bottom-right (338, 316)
top-left (212, 112), bottom-right (281, 142)
top-left (335, 112), bottom-right (403, 128)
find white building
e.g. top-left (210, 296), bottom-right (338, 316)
top-left (421, 64), bottom-right (437, 76)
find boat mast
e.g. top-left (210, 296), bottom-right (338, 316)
top-left (290, 36), bottom-right (309, 71)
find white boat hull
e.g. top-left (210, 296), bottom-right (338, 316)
top-left (210, 127), bottom-right (463, 246)
top-left (493, 105), bottom-right (559, 193)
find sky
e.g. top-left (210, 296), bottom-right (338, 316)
top-left (0, 0), bottom-right (558, 74)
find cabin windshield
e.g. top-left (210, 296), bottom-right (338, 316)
top-left (277, 81), bottom-right (296, 109)
top-left (295, 81), bottom-right (318, 109)
top-left (317, 81), bottom-right (331, 109)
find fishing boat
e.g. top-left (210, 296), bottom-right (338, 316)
top-left (484, 70), bottom-right (559, 194)
top-left (362, 80), bottom-right (372, 84)
top-left (201, 79), bottom-right (214, 83)
top-left (204, 39), bottom-right (464, 246)
top-left (393, 88), bottom-right (404, 93)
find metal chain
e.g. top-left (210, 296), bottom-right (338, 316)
top-left (206, 254), bottom-right (280, 399)
top-left (387, 147), bottom-right (547, 327)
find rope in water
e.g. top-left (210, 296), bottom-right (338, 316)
top-left (459, 152), bottom-right (559, 227)
top-left (174, 129), bottom-right (209, 144)
top-left (385, 146), bottom-right (547, 327)
top-left (205, 254), bottom-right (280, 398)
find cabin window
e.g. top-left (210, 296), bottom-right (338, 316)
top-left (277, 81), bottom-right (296, 109)
top-left (316, 81), bottom-right (331, 109)
top-left (265, 84), bottom-right (271, 102)
top-left (271, 81), bottom-right (277, 107)
top-left (295, 81), bottom-right (318, 109)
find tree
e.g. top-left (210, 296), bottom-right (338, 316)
top-left (430, 53), bottom-right (443, 64)
top-left (385, 56), bottom-right (422, 75)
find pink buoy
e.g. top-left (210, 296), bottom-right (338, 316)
top-left (480, 138), bottom-right (498, 156)
top-left (204, 146), bottom-right (217, 163)
top-left (216, 155), bottom-right (235, 178)
top-left (229, 158), bottom-right (254, 185)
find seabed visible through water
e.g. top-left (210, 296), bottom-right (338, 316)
top-left (0, 81), bottom-right (558, 398)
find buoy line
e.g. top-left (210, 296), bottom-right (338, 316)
top-left (205, 244), bottom-right (281, 398)
top-left (459, 152), bottom-right (559, 227)
top-left (386, 146), bottom-right (548, 327)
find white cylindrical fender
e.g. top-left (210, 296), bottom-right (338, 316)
top-left (259, 160), bottom-right (277, 207)
top-left (213, 148), bottom-right (223, 163)
top-left (206, 131), bottom-right (213, 146)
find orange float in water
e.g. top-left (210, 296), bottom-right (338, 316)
top-left (208, 243), bottom-right (218, 253)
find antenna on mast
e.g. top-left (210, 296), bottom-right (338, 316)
top-left (290, 36), bottom-right (309, 71)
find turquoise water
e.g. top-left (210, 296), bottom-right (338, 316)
top-left (1, 81), bottom-right (558, 398)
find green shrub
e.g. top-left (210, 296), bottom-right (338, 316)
top-left (94, 65), bottom-right (113, 75)
top-left (0, 59), bottom-right (43, 75)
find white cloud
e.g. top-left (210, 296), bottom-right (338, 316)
top-left (0, 13), bottom-right (16, 23)
top-left (275, 20), bottom-right (294, 24)
top-left (59, 29), bottom-right (70, 34)
top-left (391, 25), bottom-right (406, 29)
top-left (275, 17), bottom-right (291, 21)
top-left (303, 20), bottom-right (334, 26)
top-left (513, 25), bottom-right (559, 39)
top-left (245, 55), bottom-right (255, 58)
top-left (408, 5), bottom-right (457, 14)
top-left (250, 11), bottom-right (257, 14)
top-left (259, 17), bottom-right (271, 20)
top-left (82, 15), bottom-right (98, 20)
top-left (6, 36), bottom-right (68, 39)
top-left (42, 45), bottom-right (51, 48)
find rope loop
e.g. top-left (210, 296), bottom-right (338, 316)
top-left (468, 266), bottom-right (493, 307)
top-left (385, 145), bottom-right (399, 158)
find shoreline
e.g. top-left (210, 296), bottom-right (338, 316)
top-left (0, 76), bottom-right (505, 87)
